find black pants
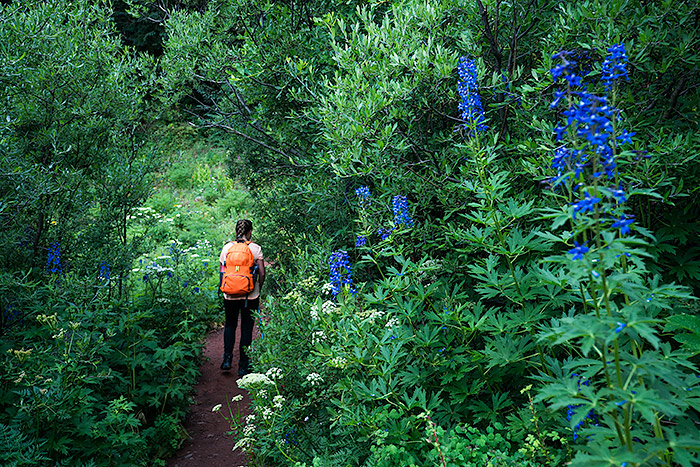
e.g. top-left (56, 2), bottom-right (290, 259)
top-left (224, 297), bottom-right (258, 369)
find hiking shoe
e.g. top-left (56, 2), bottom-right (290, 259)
top-left (237, 364), bottom-right (250, 377)
top-left (220, 353), bottom-right (233, 371)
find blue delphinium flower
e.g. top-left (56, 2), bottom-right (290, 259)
top-left (572, 192), bottom-right (602, 219)
top-left (612, 214), bottom-right (635, 235)
top-left (377, 227), bottom-right (393, 241)
top-left (99, 262), bottom-right (110, 281)
top-left (550, 49), bottom-right (634, 182)
top-left (355, 235), bottom-right (367, 247)
top-left (569, 241), bottom-right (589, 261)
top-left (610, 184), bottom-right (627, 204)
top-left (601, 43), bottom-right (629, 90)
top-left (355, 186), bottom-right (371, 210)
top-left (615, 322), bottom-right (627, 333)
top-left (616, 129), bottom-right (635, 146)
top-left (46, 242), bottom-right (63, 275)
top-left (567, 373), bottom-right (599, 440)
top-left (392, 195), bottom-right (413, 227)
top-left (457, 57), bottom-right (488, 137)
top-left (329, 250), bottom-right (355, 298)
top-left (550, 50), bottom-right (583, 87)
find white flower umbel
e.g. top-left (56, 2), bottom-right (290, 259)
top-left (273, 395), bottom-right (285, 410)
top-left (321, 300), bottom-right (338, 314)
top-left (306, 373), bottom-right (323, 386)
top-left (330, 356), bottom-right (347, 368)
top-left (233, 437), bottom-right (254, 452)
top-left (237, 373), bottom-right (273, 389)
top-left (311, 330), bottom-right (325, 345)
top-left (262, 407), bottom-right (273, 421)
top-left (322, 282), bottom-right (335, 296)
top-left (232, 394), bottom-right (244, 402)
top-left (266, 367), bottom-right (283, 380)
top-left (212, 404), bottom-right (222, 412)
top-left (243, 423), bottom-right (256, 437)
top-left (385, 317), bottom-right (400, 329)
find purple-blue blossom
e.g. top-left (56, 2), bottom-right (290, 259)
top-left (355, 186), bottom-right (371, 209)
top-left (601, 43), bottom-right (629, 90)
top-left (612, 214), bottom-right (634, 235)
top-left (46, 242), bottom-right (63, 275)
top-left (355, 235), bottom-right (367, 247)
top-left (610, 185), bottom-right (627, 204)
top-left (572, 192), bottom-right (602, 219)
top-left (616, 129), bottom-right (635, 146)
top-left (329, 250), bottom-right (355, 298)
top-left (569, 241), bottom-right (589, 261)
top-left (392, 195), bottom-right (413, 227)
top-left (377, 227), bottom-right (393, 241)
top-left (457, 57), bottom-right (488, 137)
top-left (99, 262), bottom-right (110, 281)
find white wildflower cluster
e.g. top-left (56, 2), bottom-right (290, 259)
top-left (258, 389), bottom-right (268, 400)
top-left (145, 262), bottom-right (174, 274)
top-left (419, 259), bottom-right (442, 284)
top-left (242, 423), bottom-right (256, 437)
top-left (232, 394), bottom-right (244, 402)
top-left (273, 395), bottom-right (286, 410)
top-left (385, 317), bottom-right (400, 329)
top-left (262, 407), bottom-right (273, 421)
top-left (233, 436), bottom-right (254, 452)
top-left (321, 282), bottom-right (334, 296)
top-left (311, 300), bottom-right (338, 320)
top-left (128, 206), bottom-right (157, 221)
top-left (329, 356), bottom-right (347, 368)
top-left (212, 404), bottom-right (222, 412)
top-left (156, 298), bottom-right (171, 304)
top-left (311, 330), bottom-right (325, 345)
top-left (306, 373), bottom-right (323, 386)
top-left (266, 367), bottom-right (283, 380)
top-left (369, 310), bottom-right (385, 320)
top-left (237, 372), bottom-right (273, 390)
top-left (299, 276), bottom-right (318, 289)
top-left (283, 289), bottom-right (303, 303)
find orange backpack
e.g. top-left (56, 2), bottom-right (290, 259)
top-left (220, 241), bottom-right (256, 296)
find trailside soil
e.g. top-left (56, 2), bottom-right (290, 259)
top-left (166, 325), bottom-right (251, 467)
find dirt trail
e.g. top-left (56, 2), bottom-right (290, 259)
top-left (167, 324), bottom-right (251, 467)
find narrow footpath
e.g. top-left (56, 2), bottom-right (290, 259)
top-left (167, 324), bottom-right (251, 467)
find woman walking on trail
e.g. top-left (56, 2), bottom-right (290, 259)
top-left (219, 219), bottom-right (265, 376)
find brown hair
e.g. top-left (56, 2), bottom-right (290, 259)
top-left (235, 219), bottom-right (253, 241)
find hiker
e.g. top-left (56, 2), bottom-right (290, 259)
top-left (218, 219), bottom-right (265, 376)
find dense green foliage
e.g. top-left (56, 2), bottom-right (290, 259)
top-left (0, 2), bottom-right (251, 464)
top-left (2, 0), bottom-right (700, 465)
top-left (160, 0), bottom-right (700, 466)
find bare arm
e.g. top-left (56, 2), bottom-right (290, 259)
top-left (256, 258), bottom-right (265, 289)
